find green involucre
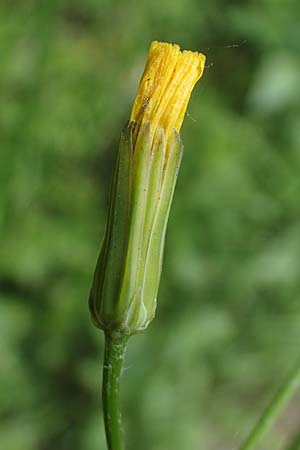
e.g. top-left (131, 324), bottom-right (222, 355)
top-left (89, 121), bottom-right (183, 334)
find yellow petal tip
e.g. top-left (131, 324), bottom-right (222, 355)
top-left (130, 41), bottom-right (206, 146)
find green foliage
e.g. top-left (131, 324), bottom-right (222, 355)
top-left (1, 1), bottom-right (300, 449)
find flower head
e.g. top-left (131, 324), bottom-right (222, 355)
top-left (89, 41), bottom-right (206, 335)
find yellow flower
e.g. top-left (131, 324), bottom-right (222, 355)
top-left (130, 41), bottom-right (206, 148)
top-left (90, 41), bottom-right (206, 335)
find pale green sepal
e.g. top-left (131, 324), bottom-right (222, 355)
top-left (89, 122), bottom-right (134, 330)
top-left (124, 130), bottom-right (183, 332)
top-left (117, 122), bottom-right (152, 321)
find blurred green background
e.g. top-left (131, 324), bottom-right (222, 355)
top-left (1, 0), bottom-right (300, 449)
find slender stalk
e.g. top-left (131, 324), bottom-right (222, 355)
top-left (239, 361), bottom-right (300, 450)
top-left (102, 332), bottom-right (129, 450)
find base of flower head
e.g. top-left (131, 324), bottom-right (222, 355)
top-left (89, 121), bottom-right (183, 335)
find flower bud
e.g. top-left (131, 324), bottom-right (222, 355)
top-left (89, 41), bottom-right (205, 335)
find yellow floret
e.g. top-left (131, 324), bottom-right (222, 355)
top-left (130, 41), bottom-right (206, 148)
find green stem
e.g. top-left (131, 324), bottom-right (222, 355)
top-left (102, 332), bottom-right (129, 450)
top-left (239, 361), bottom-right (300, 450)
